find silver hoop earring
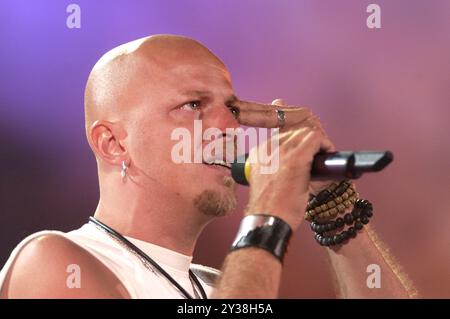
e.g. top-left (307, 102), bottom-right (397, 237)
top-left (121, 161), bottom-right (128, 181)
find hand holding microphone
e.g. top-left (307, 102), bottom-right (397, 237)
top-left (231, 99), bottom-right (392, 232)
top-left (232, 98), bottom-right (339, 231)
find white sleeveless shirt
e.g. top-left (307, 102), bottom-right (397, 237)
top-left (0, 223), bottom-right (219, 298)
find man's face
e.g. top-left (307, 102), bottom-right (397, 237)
top-left (125, 57), bottom-right (239, 217)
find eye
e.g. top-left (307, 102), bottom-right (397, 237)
top-left (228, 105), bottom-right (240, 119)
top-left (180, 100), bottom-right (201, 111)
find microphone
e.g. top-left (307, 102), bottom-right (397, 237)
top-left (231, 151), bottom-right (394, 186)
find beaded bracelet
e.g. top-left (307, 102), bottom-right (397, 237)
top-left (312, 199), bottom-right (373, 246)
top-left (307, 180), bottom-right (352, 211)
top-left (307, 186), bottom-right (355, 214)
top-left (305, 192), bottom-right (359, 221)
top-left (311, 199), bottom-right (373, 233)
top-left (305, 179), bottom-right (374, 247)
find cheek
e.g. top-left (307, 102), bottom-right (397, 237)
top-left (129, 123), bottom-right (179, 169)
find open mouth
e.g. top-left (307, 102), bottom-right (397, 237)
top-left (202, 160), bottom-right (232, 170)
top-left (201, 137), bottom-right (235, 171)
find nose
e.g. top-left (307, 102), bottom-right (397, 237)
top-left (205, 103), bottom-right (240, 132)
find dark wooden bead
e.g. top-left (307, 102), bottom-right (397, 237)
top-left (334, 182), bottom-right (349, 196)
top-left (351, 207), bottom-right (362, 219)
top-left (317, 225), bottom-right (325, 233)
top-left (328, 236), bottom-right (336, 246)
top-left (329, 221), bottom-right (337, 231)
top-left (316, 189), bottom-right (333, 204)
top-left (315, 233), bottom-right (322, 244)
top-left (355, 199), bottom-right (365, 208)
top-left (333, 235), bottom-right (341, 244)
top-left (344, 213), bottom-right (353, 225)
top-left (307, 197), bottom-right (319, 210)
top-left (335, 218), bottom-right (345, 228)
top-left (347, 227), bottom-right (357, 238)
top-left (340, 231), bottom-right (349, 240)
top-left (365, 208), bottom-right (373, 218)
top-left (360, 215), bottom-right (370, 224)
top-left (354, 221), bottom-right (364, 230)
top-left (359, 199), bottom-right (369, 206)
top-left (358, 199), bottom-right (373, 210)
top-left (319, 236), bottom-right (327, 246)
top-left (325, 237), bottom-right (333, 246)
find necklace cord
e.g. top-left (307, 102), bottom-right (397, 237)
top-left (88, 216), bottom-right (207, 299)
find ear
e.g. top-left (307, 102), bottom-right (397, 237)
top-left (88, 120), bottom-right (128, 166)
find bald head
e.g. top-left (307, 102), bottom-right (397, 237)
top-left (84, 34), bottom-right (227, 137)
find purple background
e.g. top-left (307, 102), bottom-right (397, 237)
top-left (1, 0), bottom-right (449, 297)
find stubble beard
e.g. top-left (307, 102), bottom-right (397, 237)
top-left (193, 176), bottom-right (237, 217)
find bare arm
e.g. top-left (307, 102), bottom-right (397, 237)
top-left (213, 248), bottom-right (282, 299)
top-left (325, 224), bottom-right (419, 298)
top-left (0, 234), bottom-right (129, 299)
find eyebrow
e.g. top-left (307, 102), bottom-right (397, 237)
top-left (180, 90), bottom-right (210, 96)
top-left (180, 90), bottom-right (239, 105)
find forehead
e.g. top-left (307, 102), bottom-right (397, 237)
top-left (129, 55), bottom-right (235, 114)
top-left (155, 61), bottom-right (233, 94)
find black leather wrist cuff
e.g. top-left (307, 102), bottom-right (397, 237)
top-left (230, 214), bottom-right (292, 263)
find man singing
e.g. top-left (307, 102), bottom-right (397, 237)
top-left (0, 35), bottom-right (417, 298)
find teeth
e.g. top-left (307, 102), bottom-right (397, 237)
top-left (204, 160), bottom-right (231, 169)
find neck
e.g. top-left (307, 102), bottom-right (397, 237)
top-left (94, 182), bottom-right (213, 256)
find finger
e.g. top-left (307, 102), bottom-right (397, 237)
top-left (281, 124), bottom-right (334, 157)
top-left (235, 99), bottom-right (299, 112)
top-left (271, 98), bottom-right (285, 106)
top-left (293, 121), bottom-right (335, 154)
top-left (319, 135), bottom-right (337, 153)
top-left (282, 126), bottom-right (321, 150)
top-left (237, 107), bottom-right (313, 128)
top-left (250, 126), bottom-right (319, 168)
top-left (277, 119), bottom-right (318, 145)
top-left (296, 115), bottom-right (326, 135)
top-left (237, 109), bottom-right (280, 128)
top-left (295, 129), bottom-right (327, 157)
top-left (277, 113), bottom-right (327, 140)
top-left (256, 121), bottom-right (314, 152)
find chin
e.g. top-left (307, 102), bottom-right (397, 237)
top-left (193, 178), bottom-right (237, 218)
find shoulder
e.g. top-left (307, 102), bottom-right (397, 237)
top-left (1, 232), bottom-right (130, 299)
top-left (190, 263), bottom-right (222, 287)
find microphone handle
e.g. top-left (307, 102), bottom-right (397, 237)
top-left (311, 151), bottom-right (393, 180)
top-left (231, 151), bottom-right (394, 185)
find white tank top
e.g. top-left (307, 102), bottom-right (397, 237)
top-left (0, 223), bottom-right (219, 298)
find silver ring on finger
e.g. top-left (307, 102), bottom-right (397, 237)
top-left (275, 109), bottom-right (286, 128)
